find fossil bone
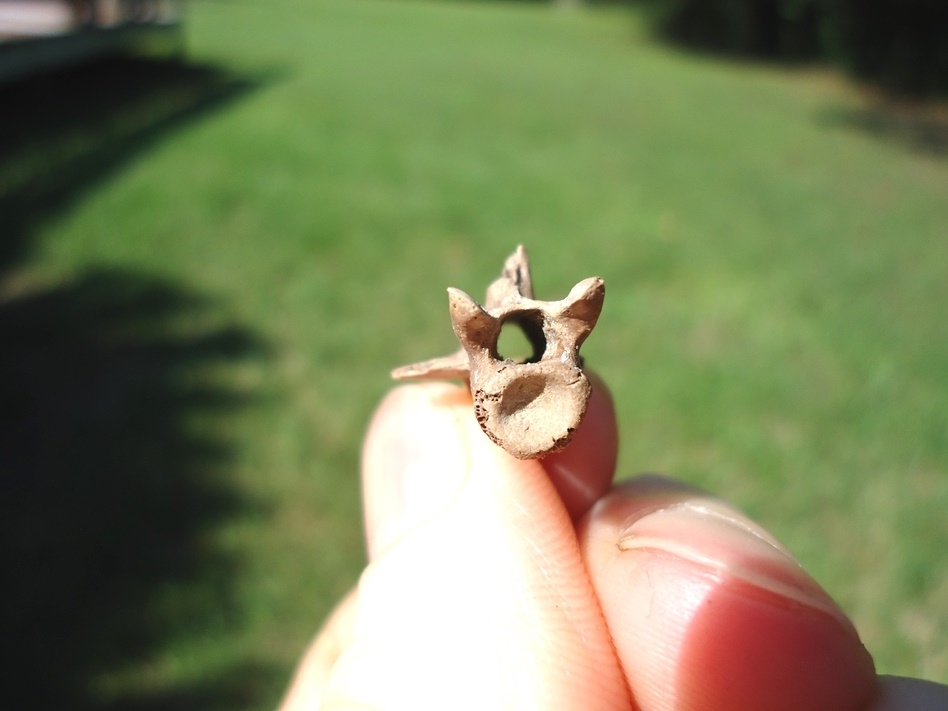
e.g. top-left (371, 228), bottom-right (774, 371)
top-left (392, 246), bottom-right (605, 459)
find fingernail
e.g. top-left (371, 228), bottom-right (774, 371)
top-left (616, 498), bottom-right (851, 624)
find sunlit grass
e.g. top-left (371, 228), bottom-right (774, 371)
top-left (7, 0), bottom-right (947, 705)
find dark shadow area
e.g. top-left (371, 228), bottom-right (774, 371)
top-left (0, 269), bottom-right (276, 710)
top-left (638, 0), bottom-right (948, 99)
top-left (818, 101), bottom-right (948, 158)
top-left (0, 57), bottom-right (284, 709)
top-left (643, 0), bottom-right (823, 61)
top-left (0, 55), bottom-right (276, 271)
top-left (628, 0), bottom-right (822, 65)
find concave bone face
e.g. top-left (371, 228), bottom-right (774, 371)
top-left (471, 359), bottom-right (590, 459)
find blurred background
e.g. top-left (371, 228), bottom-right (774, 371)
top-left (1, 0), bottom-right (945, 708)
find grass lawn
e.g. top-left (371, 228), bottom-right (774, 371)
top-left (2, 0), bottom-right (946, 707)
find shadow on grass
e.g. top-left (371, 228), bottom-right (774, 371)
top-left (0, 269), bottom-right (277, 710)
top-left (0, 55), bottom-right (278, 270)
top-left (817, 102), bottom-right (948, 158)
top-left (0, 58), bottom-right (284, 709)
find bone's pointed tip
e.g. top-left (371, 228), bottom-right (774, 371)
top-left (568, 276), bottom-right (606, 302)
top-left (506, 244), bottom-right (530, 271)
top-left (448, 286), bottom-right (499, 353)
top-left (496, 244), bottom-right (533, 301)
top-left (559, 276), bottom-right (606, 327)
top-left (447, 286), bottom-right (487, 316)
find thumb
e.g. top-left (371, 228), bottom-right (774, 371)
top-left (579, 476), bottom-right (877, 711)
top-left (320, 382), bottom-right (630, 711)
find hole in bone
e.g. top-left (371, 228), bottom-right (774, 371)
top-left (496, 313), bottom-right (545, 363)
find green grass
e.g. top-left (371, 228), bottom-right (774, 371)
top-left (2, 0), bottom-right (947, 707)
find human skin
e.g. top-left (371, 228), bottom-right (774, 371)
top-left (279, 378), bottom-right (948, 711)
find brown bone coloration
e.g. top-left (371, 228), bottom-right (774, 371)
top-left (391, 246), bottom-right (605, 459)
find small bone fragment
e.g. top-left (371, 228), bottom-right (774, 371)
top-left (392, 246), bottom-right (604, 459)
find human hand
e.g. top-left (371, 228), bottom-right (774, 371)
top-left (280, 378), bottom-right (948, 711)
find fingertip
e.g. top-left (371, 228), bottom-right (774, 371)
top-left (361, 382), bottom-right (473, 559)
top-left (580, 476), bottom-right (877, 711)
top-left (345, 382), bottom-right (633, 710)
top-left (278, 588), bottom-right (360, 711)
top-left (677, 577), bottom-right (876, 711)
top-left (365, 381), bottom-right (472, 440)
top-left (364, 371), bottom-right (617, 548)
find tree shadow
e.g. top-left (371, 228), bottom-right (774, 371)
top-left (0, 56), bottom-right (285, 709)
top-left (0, 269), bottom-right (277, 710)
top-left (817, 100), bottom-right (948, 159)
top-left (0, 55), bottom-right (278, 271)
